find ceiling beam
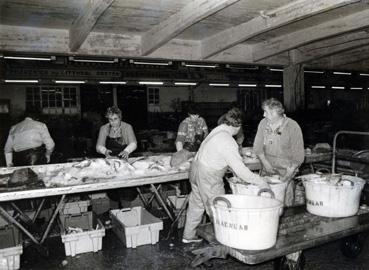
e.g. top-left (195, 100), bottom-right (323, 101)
top-left (326, 46), bottom-right (369, 67)
top-left (252, 7), bottom-right (369, 62)
top-left (141, 0), bottom-right (241, 56)
top-left (293, 31), bottom-right (369, 64)
top-left (69, 0), bottom-right (115, 52)
top-left (200, 0), bottom-right (360, 59)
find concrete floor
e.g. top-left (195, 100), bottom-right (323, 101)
top-left (20, 226), bottom-right (369, 270)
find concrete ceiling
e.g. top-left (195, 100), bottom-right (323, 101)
top-left (1, 0), bottom-right (369, 71)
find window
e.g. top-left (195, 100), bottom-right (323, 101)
top-left (148, 88), bottom-right (159, 105)
top-left (26, 86), bottom-right (79, 114)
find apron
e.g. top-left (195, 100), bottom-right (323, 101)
top-left (105, 125), bottom-right (137, 202)
top-left (13, 145), bottom-right (46, 166)
top-left (262, 118), bottom-right (295, 206)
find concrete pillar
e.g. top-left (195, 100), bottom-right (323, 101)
top-left (283, 64), bottom-right (305, 112)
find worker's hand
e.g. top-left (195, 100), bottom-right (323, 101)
top-left (45, 155), bottom-right (51, 163)
top-left (104, 149), bottom-right (112, 158)
top-left (281, 166), bottom-right (297, 182)
top-left (118, 150), bottom-right (129, 161)
top-left (263, 162), bottom-right (277, 175)
top-left (7, 163), bottom-right (14, 167)
top-left (258, 177), bottom-right (270, 190)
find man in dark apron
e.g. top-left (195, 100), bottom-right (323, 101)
top-left (4, 106), bottom-right (55, 167)
top-left (253, 98), bottom-right (304, 207)
top-left (96, 106), bottom-right (138, 206)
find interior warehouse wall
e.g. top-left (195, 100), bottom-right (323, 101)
top-left (0, 84), bottom-right (26, 118)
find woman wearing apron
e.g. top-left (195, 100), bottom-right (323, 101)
top-left (96, 106), bottom-right (138, 205)
top-left (253, 98), bottom-right (304, 207)
top-left (182, 108), bottom-right (269, 243)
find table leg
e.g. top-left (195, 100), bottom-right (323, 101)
top-left (136, 187), bottom-right (149, 208)
top-left (40, 194), bottom-right (66, 244)
top-left (166, 195), bottom-right (189, 239)
top-left (32, 199), bottom-right (46, 223)
top-left (150, 184), bottom-right (174, 221)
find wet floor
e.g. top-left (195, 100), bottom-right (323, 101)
top-left (20, 226), bottom-right (369, 270)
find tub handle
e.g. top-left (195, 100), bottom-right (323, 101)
top-left (337, 179), bottom-right (354, 187)
top-left (213, 196), bottom-right (232, 208)
top-left (257, 188), bottom-right (275, 199)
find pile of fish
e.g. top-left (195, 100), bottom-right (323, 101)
top-left (41, 155), bottom-right (177, 187)
top-left (297, 173), bottom-right (353, 186)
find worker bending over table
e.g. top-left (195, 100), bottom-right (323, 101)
top-left (253, 98), bottom-right (304, 206)
top-left (96, 106), bottom-right (138, 206)
top-left (4, 105), bottom-right (55, 167)
top-left (182, 108), bottom-right (269, 244)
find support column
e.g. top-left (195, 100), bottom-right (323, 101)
top-left (112, 85), bottom-right (118, 106)
top-left (283, 61), bottom-right (305, 112)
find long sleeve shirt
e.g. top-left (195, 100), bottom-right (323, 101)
top-left (4, 117), bottom-right (55, 155)
top-left (253, 117), bottom-right (304, 168)
top-left (96, 121), bottom-right (137, 155)
top-left (196, 125), bottom-right (267, 187)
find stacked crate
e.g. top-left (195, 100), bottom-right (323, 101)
top-left (59, 197), bottom-right (105, 257)
top-left (0, 216), bottom-right (22, 270)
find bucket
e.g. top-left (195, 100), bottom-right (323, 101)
top-left (210, 189), bottom-right (283, 250)
top-left (301, 174), bottom-right (365, 217)
top-left (228, 176), bottom-right (287, 203)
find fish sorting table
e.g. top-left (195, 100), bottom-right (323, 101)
top-left (192, 206), bottom-right (369, 269)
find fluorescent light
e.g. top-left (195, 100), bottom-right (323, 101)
top-left (304, 70), bottom-right (324, 74)
top-left (238, 84), bottom-right (257, 87)
top-left (350, 87), bottom-right (363, 90)
top-left (209, 83), bottom-right (229, 87)
top-left (333, 71), bottom-right (351, 75)
top-left (265, 84), bottom-right (282, 88)
top-left (69, 56), bottom-right (118, 63)
top-left (4, 56), bottom-right (54, 61)
top-left (311, 86), bottom-right (326, 89)
top-left (5, 79), bottom-right (39, 83)
top-left (182, 62), bottom-right (217, 68)
top-left (139, 81), bottom-right (163, 85)
top-left (55, 80), bottom-right (85, 84)
top-left (332, 86), bottom-right (345, 89)
top-left (360, 73), bottom-right (369, 76)
top-left (174, 82), bottom-right (197, 86)
top-left (269, 68), bottom-right (283, 72)
top-left (226, 64), bottom-right (258, 70)
top-left (99, 81), bottom-right (127, 85)
top-left (131, 60), bottom-right (172, 66)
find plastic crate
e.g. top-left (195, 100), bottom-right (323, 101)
top-left (0, 225), bottom-right (22, 270)
top-left (167, 195), bottom-right (187, 210)
top-left (110, 207), bottom-right (163, 248)
top-left (61, 199), bottom-right (90, 215)
top-left (88, 194), bottom-right (110, 215)
top-left (59, 211), bottom-right (105, 257)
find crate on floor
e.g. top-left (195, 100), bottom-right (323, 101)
top-left (59, 211), bottom-right (105, 257)
top-left (110, 206), bottom-right (163, 248)
top-left (88, 193), bottom-right (110, 215)
top-left (0, 225), bottom-right (23, 270)
top-left (61, 198), bottom-right (90, 215)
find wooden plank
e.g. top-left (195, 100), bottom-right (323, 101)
top-left (141, 0), bottom-right (241, 56)
top-left (294, 31), bottom-right (369, 64)
top-left (197, 209), bottom-right (369, 265)
top-left (324, 46), bottom-right (369, 67)
top-left (201, 0), bottom-right (360, 59)
top-left (252, 6), bottom-right (369, 62)
top-left (69, 0), bottom-right (115, 51)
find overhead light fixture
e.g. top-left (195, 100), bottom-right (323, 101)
top-left (226, 64), bottom-right (258, 70)
top-left (265, 84), bottom-right (282, 88)
top-left (4, 56), bottom-right (55, 61)
top-left (333, 71), bottom-right (351, 75)
top-left (130, 60), bottom-right (172, 66)
top-left (174, 82), bottom-right (197, 86)
top-left (55, 80), bottom-right (85, 84)
top-left (182, 62), bottom-right (217, 68)
top-left (359, 73), bottom-right (369, 76)
top-left (69, 56), bottom-right (118, 63)
top-left (304, 70), bottom-right (324, 74)
top-left (99, 81), bottom-right (127, 85)
top-left (350, 87), bottom-right (363, 90)
top-left (139, 81), bottom-right (163, 85)
top-left (331, 86), bottom-right (345, 89)
top-left (311, 86), bottom-right (326, 89)
top-left (209, 83), bottom-right (229, 87)
top-left (5, 79), bottom-right (39, 83)
top-left (238, 84), bottom-right (257, 87)
top-left (269, 68), bottom-right (283, 72)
